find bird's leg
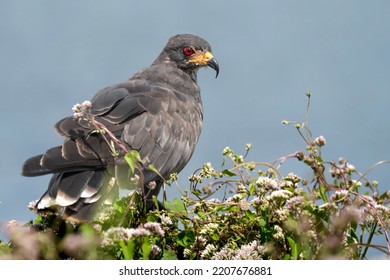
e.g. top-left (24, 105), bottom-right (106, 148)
top-left (143, 179), bottom-right (165, 211)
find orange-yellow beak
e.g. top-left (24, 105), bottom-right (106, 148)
top-left (189, 51), bottom-right (219, 78)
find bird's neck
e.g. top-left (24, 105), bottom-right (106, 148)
top-left (152, 54), bottom-right (198, 82)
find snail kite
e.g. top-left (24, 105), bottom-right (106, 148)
top-left (21, 34), bottom-right (219, 221)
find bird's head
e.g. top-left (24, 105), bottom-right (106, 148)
top-left (155, 34), bottom-right (219, 79)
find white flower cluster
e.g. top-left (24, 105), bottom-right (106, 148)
top-left (256, 177), bottom-right (279, 191)
top-left (222, 147), bottom-right (233, 156)
top-left (183, 236), bottom-right (208, 259)
top-left (101, 222), bottom-right (164, 247)
top-left (330, 189), bottom-right (349, 202)
top-left (210, 241), bottom-right (266, 260)
top-left (143, 222), bottom-right (165, 236)
top-left (314, 135), bottom-right (326, 147)
top-left (329, 158), bottom-right (356, 178)
top-left (201, 244), bottom-right (217, 259)
top-left (160, 214), bottom-right (173, 226)
top-left (199, 223), bottom-right (219, 235)
top-left (72, 100), bottom-right (93, 120)
top-left (268, 189), bottom-right (292, 200)
top-left (199, 162), bottom-right (217, 178)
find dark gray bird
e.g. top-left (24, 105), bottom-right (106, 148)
top-left (21, 34), bottom-right (219, 222)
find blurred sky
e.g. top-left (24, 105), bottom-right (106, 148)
top-left (1, 1), bottom-right (390, 258)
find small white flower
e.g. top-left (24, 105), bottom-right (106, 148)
top-left (239, 200), bottom-right (250, 210)
top-left (273, 225), bottom-right (284, 241)
top-left (72, 103), bottom-right (82, 113)
top-left (160, 214), bottom-right (173, 226)
top-left (256, 177), bottom-right (279, 190)
top-left (143, 222), bottom-right (164, 236)
top-left (346, 163), bottom-right (356, 173)
top-left (93, 224), bottom-right (102, 233)
top-left (28, 200), bottom-right (38, 211)
top-left (234, 241), bottom-right (266, 260)
top-left (206, 198), bottom-right (221, 204)
top-left (183, 248), bottom-right (193, 258)
top-left (195, 236), bottom-right (207, 246)
top-left (344, 206), bottom-right (365, 223)
top-left (286, 196), bottom-right (303, 210)
top-left (151, 245), bottom-right (161, 256)
top-left (201, 244), bottom-right (217, 259)
top-left (131, 227), bottom-right (151, 237)
top-left (237, 184), bottom-right (247, 193)
top-left (374, 204), bottom-right (389, 214)
top-left (331, 190), bottom-right (349, 201)
top-left (72, 100), bottom-right (93, 120)
top-left (225, 193), bottom-right (244, 203)
top-left (189, 174), bottom-right (202, 183)
top-left (222, 147), bottom-right (233, 156)
top-left (129, 174), bottom-right (140, 185)
top-left (314, 135), bottom-right (326, 146)
top-left (351, 180), bottom-right (362, 188)
top-left (101, 227), bottom-right (130, 247)
top-left (81, 100), bottom-right (92, 108)
top-left (275, 208), bottom-right (289, 221)
top-left (73, 112), bottom-right (84, 119)
top-left (200, 223), bottom-right (219, 235)
top-left (251, 197), bottom-right (263, 205)
top-left (6, 220), bottom-right (20, 231)
top-left (269, 189), bottom-right (292, 200)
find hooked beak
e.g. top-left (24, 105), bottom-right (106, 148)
top-left (189, 51), bottom-right (220, 78)
top-left (207, 57), bottom-right (219, 78)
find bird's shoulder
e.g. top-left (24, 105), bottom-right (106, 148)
top-left (91, 63), bottom-right (201, 115)
top-left (132, 63), bottom-right (201, 96)
top-left (55, 64), bottom-right (202, 138)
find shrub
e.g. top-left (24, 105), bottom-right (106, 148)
top-left (1, 92), bottom-right (389, 259)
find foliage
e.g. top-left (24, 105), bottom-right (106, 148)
top-left (1, 92), bottom-right (389, 259)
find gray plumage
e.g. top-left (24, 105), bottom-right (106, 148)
top-left (21, 34), bottom-right (219, 221)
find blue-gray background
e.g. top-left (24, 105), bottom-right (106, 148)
top-left (1, 1), bottom-right (389, 258)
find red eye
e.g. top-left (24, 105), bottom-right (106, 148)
top-left (183, 47), bottom-right (195, 56)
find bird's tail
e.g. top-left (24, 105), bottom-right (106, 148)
top-left (22, 146), bottom-right (164, 221)
top-left (35, 169), bottom-right (116, 221)
top-left (22, 147), bottom-right (114, 221)
top-left (21, 154), bottom-right (52, 177)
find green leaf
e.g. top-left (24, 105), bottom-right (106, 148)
top-left (258, 218), bottom-right (266, 227)
top-left (78, 224), bottom-right (95, 238)
top-left (245, 209), bottom-right (255, 220)
top-left (120, 239), bottom-right (135, 260)
top-left (177, 230), bottom-right (195, 247)
top-left (249, 183), bottom-right (256, 196)
top-left (227, 205), bottom-right (240, 212)
top-left (221, 169), bottom-right (236, 177)
top-left (0, 241), bottom-right (12, 255)
top-left (162, 250), bottom-right (178, 260)
top-left (319, 183), bottom-right (328, 203)
top-left (349, 223), bottom-right (359, 243)
top-left (34, 215), bottom-right (43, 224)
top-left (301, 246), bottom-right (313, 260)
top-left (190, 189), bottom-right (202, 196)
top-left (211, 233), bottom-right (220, 241)
top-left (125, 150), bottom-right (142, 174)
top-left (141, 237), bottom-right (152, 260)
top-left (287, 236), bottom-right (300, 260)
top-left (195, 210), bottom-right (206, 220)
top-left (148, 164), bottom-right (162, 178)
top-left (164, 198), bottom-right (186, 214)
top-left (215, 205), bottom-right (225, 212)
